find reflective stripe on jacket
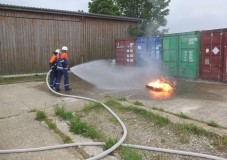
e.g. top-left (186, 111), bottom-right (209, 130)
top-left (56, 51), bottom-right (69, 70)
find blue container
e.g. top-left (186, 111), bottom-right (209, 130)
top-left (136, 36), bottom-right (162, 67)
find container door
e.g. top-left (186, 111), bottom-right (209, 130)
top-left (115, 40), bottom-right (125, 65)
top-left (178, 33), bottom-right (199, 79)
top-left (125, 39), bottom-right (136, 65)
top-left (136, 37), bottom-right (149, 67)
top-left (147, 37), bottom-right (157, 66)
top-left (136, 36), bottom-right (162, 67)
top-left (163, 35), bottom-right (178, 76)
top-left (115, 38), bottom-right (136, 66)
top-left (200, 32), bottom-right (224, 81)
top-left (136, 37), bottom-right (142, 66)
top-left (155, 37), bottom-right (162, 61)
top-left (223, 32), bottom-right (227, 81)
top-left (152, 37), bottom-right (162, 69)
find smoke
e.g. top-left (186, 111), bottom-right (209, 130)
top-left (70, 59), bottom-right (162, 90)
top-left (142, 0), bottom-right (170, 35)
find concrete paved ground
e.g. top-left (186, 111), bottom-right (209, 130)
top-left (129, 80), bottom-right (227, 128)
top-left (0, 82), bottom-right (63, 118)
top-left (0, 77), bottom-right (227, 159)
top-left (1, 79), bottom-right (227, 130)
top-left (68, 76), bottom-right (227, 128)
top-left (0, 81), bottom-right (120, 160)
top-left (0, 82), bottom-right (85, 160)
top-left (0, 113), bottom-right (83, 160)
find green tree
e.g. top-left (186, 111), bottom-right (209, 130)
top-left (88, 0), bottom-right (121, 16)
top-left (116, 0), bottom-right (170, 36)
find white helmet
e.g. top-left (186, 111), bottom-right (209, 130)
top-left (61, 46), bottom-right (68, 51)
top-left (55, 49), bottom-right (60, 53)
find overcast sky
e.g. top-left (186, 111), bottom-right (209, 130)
top-left (0, 0), bottom-right (226, 33)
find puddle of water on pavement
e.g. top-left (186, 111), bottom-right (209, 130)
top-left (67, 75), bottom-right (227, 102)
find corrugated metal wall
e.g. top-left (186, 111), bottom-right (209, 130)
top-left (200, 29), bottom-right (227, 81)
top-left (0, 8), bottom-right (139, 75)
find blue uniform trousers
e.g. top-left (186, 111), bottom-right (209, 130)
top-left (49, 69), bottom-right (58, 88)
top-left (55, 69), bottom-right (69, 90)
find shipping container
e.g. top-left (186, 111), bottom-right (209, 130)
top-left (200, 29), bottom-right (227, 81)
top-left (178, 32), bottom-right (200, 79)
top-left (162, 32), bottom-right (200, 79)
top-left (136, 36), bottom-right (162, 67)
top-left (115, 38), bottom-right (136, 65)
top-left (224, 32), bottom-right (227, 81)
top-left (162, 34), bottom-right (179, 77)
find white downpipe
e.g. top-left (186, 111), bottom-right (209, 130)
top-left (0, 70), bottom-right (226, 160)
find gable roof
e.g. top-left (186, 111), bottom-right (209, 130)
top-left (0, 3), bottom-right (142, 22)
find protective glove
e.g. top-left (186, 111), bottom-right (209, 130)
top-left (61, 61), bottom-right (67, 68)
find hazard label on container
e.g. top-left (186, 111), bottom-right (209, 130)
top-left (212, 47), bottom-right (219, 55)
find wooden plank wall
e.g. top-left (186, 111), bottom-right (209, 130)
top-left (0, 9), bottom-right (138, 75)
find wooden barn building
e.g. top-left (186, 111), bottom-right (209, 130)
top-left (0, 4), bottom-right (141, 75)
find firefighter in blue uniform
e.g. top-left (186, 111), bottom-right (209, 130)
top-left (55, 46), bottom-right (71, 92)
top-left (49, 49), bottom-right (60, 89)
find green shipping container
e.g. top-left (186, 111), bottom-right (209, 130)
top-left (163, 35), bottom-right (178, 76)
top-left (162, 32), bottom-right (200, 79)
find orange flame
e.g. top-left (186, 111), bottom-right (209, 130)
top-left (146, 78), bottom-right (176, 99)
top-left (147, 79), bottom-right (173, 92)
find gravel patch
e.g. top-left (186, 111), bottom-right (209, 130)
top-left (78, 105), bottom-right (227, 160)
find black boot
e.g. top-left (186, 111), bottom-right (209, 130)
top-left (65, 88), bottom-right (72, 91)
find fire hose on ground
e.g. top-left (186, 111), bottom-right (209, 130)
top-left (0, 70), bottom-right (226, 160)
